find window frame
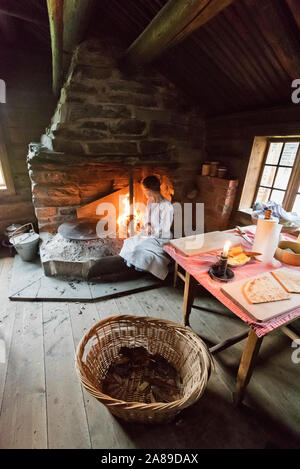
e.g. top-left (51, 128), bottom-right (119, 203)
top-left (252, 137), bottom-right (300, 212)
top-left (0, 123), bottom-right (15, 196)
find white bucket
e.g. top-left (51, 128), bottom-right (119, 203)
top-left (10, 229), bottom-right (40, 262)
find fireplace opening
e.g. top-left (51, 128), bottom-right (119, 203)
top-left (38, 169), bottom-right (174, 279)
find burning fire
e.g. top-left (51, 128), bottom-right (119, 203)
top-left (117, 195), bottom-right (143, 236)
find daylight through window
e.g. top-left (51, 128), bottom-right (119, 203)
top-left (254, 140), bottom-right (300, 214)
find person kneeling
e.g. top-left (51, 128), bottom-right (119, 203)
top-left (87, 175), bottom-right (173, 282)
top-left (119, 175), bottom-right (173, 281)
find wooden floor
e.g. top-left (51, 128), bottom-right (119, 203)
top-left (0, 256), bottom-right (299, 449)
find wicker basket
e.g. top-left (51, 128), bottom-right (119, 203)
top-left (75, 315), bottom-right (212, 424)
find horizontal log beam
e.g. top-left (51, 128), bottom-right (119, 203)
top-left (124, 0), bottom-right (236, 65)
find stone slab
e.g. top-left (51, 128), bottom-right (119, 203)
top-left (88, 276), bottom-right (161, 300)
top-left (9, 255), bottom-right (160, 301)
top-left (9, 254), bottom-right (44, 297)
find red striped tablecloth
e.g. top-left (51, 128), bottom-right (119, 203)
top-left (164, 226), bottom-right (300, 337)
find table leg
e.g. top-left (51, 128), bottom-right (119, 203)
top-left (234, 328), bottom-right (263, 405)
top-left (183, 272), bottom-right (197, 326)
top-left (173, 262), bottom-right (178, 288)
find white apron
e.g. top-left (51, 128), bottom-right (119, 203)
top-left (119, 198), bottom-right (173, 280)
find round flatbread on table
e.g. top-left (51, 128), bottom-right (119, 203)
top-left (243, 274), bottom-right (291, 304)
top-left (271, 268), bottom-right (300, 293)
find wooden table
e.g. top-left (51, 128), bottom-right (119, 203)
top-left (164, 226), bottom-right (300, 404)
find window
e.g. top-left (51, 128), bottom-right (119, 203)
top-left (0, 124), bottom-right (15, 195)
top-left (253, 139), bottom-right (300, 213)
top-left (0, 161), bottom-right (6, 189)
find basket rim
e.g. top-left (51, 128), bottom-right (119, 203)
top-left (75, 314), bottom-right (212, 411)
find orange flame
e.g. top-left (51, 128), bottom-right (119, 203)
top-left (117, 195), bottom-right (143, 235)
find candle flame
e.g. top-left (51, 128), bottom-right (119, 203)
top-left (223, 241), bottom-right (231, 257)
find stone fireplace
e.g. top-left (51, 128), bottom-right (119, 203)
top-left (25, 36), bottom-right (206, 278)
top-left (27, 36), bottom-right (205, 236)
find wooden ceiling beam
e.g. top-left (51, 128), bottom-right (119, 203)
top-left (124, 0), bottom-right (236, 65)
top-left (63, 0), bottom-right (94, 53)
top-left (47, 0), bottom-right (94, 96)
top-left (47, 0), bottom-right (64, 97)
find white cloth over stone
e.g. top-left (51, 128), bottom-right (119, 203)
top-left (119, 198), bottom-right (173, 280)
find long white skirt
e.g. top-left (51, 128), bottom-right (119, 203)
top-left (119, 235), bottom-right (171, 280)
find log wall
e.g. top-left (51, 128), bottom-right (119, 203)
top-left (0, 50), bottom-right (55, 234)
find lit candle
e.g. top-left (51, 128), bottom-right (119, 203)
top-left (209, 240), bottom-right (235, 282)
top-left (218, 240), bottom-right (231, 277)
top-left (222, 241), bottom-right (231, 258)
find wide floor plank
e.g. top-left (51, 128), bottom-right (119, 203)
top-left (43, 302), bottom-right (91, 449)
top-left (0, 258), bottom-right (15, 412)
top-left (69, 301), bottom-right (137, 449)
top-left (0, 301), bottom-right (47, 449)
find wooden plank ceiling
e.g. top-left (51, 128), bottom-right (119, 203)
top-left (1, 0), bottom-right (300, 117)
top-left (98, 0), bottom-right (300, 116)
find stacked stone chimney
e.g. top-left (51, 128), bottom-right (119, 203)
top-left (27, 36), bottom-right (205, 232)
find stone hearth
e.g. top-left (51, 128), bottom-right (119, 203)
top-left (39, 232), bottom-right (123, 278)
top-left (27, 36), bottom-right (205, 234)
top-left (9, 253), bottom-right (160, 301)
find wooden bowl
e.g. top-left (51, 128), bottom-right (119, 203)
top-left (275, 241), bottom-right (300, 266)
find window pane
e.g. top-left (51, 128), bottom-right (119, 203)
top-left (261, 165), bottom-right (276, 187)
top-left (273, 167), bottom-right (292, 190)
top-left (256, 186), bottom-right (271, 204)
top-left (0, 165), bottom-right (6, 188)
top-left (292, 194), bottom-right (300, 215)
top-left (270, 189), bottom-right (285, 205)
top-left (279, 142), bottom-right (299, 166)
top-left (266, 142), bottom-right (283, 164)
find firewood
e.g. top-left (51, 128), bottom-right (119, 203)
top-left (149, 390), bottom-right (156, 403)
top-left (147, 376), bottom-right (178, 391)
top-left (102, 346), bottom-right (182, 404)
top-left (112, 373), bottom-right (123, 385)
top-left (137, 381), bottom-right (150, 392)
top-left (114, 356), bottom-right (130, 366)
top-left (150, 354), bottom-right (177, 378)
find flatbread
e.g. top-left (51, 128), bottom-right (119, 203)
top-left (243, 274), bottom-right (290, 304)
top-left (229, 246), bottom-right (244, 257)
top-left (271, 269), bottom-right (300, 293)
top-left (228, 253), bottom-right (250, 265)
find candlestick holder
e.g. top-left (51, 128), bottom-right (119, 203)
top-left (208, 255), bottom-right (235, 282)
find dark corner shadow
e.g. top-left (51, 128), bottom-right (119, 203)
top-left (113, 388), bottom-right (300, 450)
top-left (195, 334), bottom-right (295, 384)
top-left (192, 303), bottom-right (236, 318)
top-left (0, 245), bottom-right (15, 259)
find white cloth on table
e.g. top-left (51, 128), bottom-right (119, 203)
top-left (119, 198), bottom-right (173, 280)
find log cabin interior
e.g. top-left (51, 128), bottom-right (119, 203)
top-left (0, 0), bottom-right (300, 451)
